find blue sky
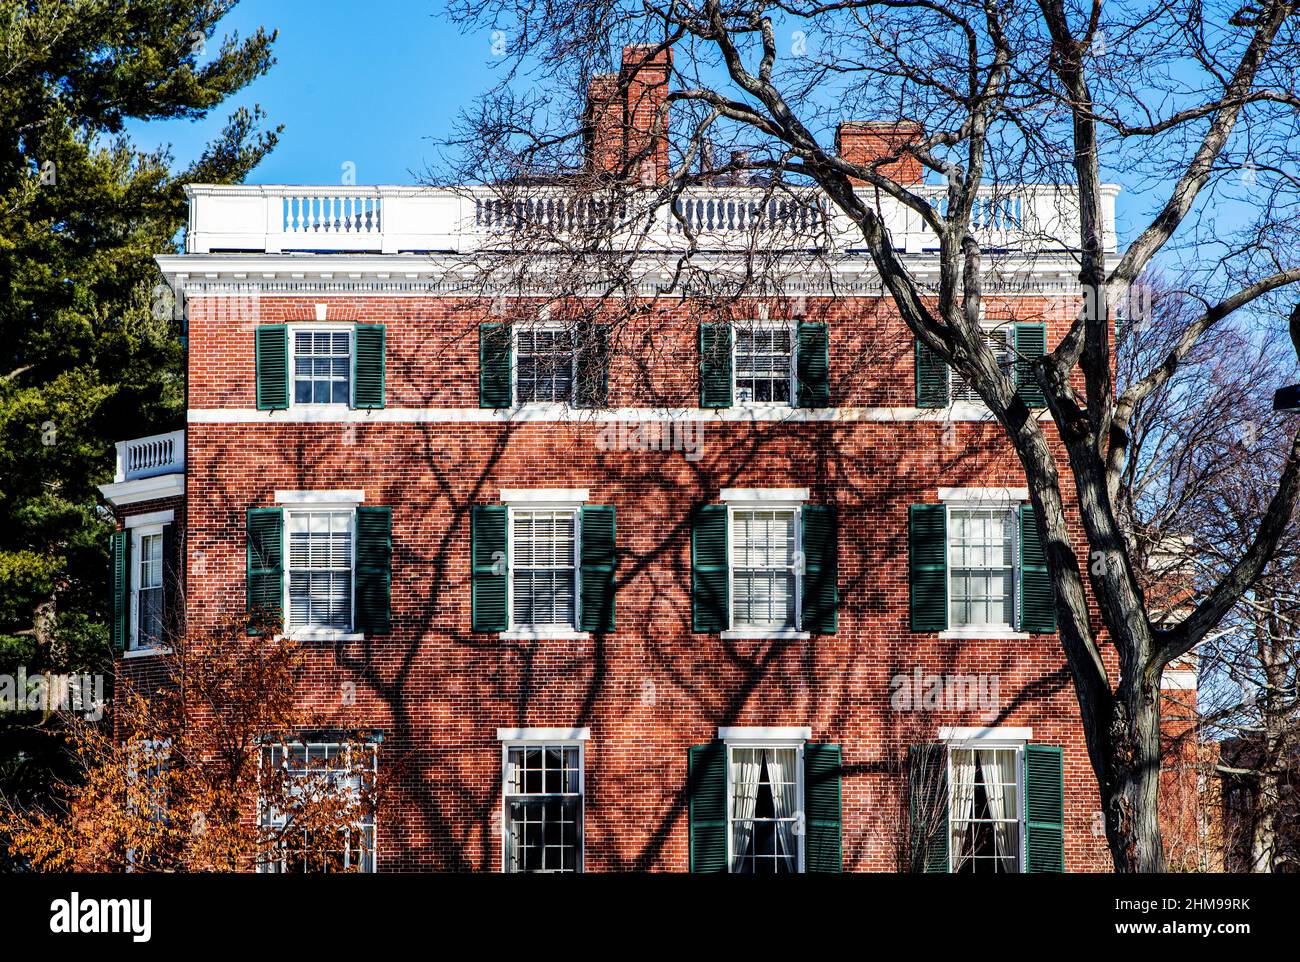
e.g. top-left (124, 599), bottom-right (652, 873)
top-left (127, 0), bottom-right (498, 184)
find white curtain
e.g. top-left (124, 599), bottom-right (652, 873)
top-left (978, 749), bottom-right (1018, 872)
top-left (765, 749), bottom-right (798, 872)
top-left (730, 749), bottom-right (762, 871)
top-left (949, 749), bottom-right (978, 871)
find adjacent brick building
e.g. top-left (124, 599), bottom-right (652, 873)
top-left (99, 47), bottom-right (1157, 873)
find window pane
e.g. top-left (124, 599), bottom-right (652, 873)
top-left (949, 508), bottom-right (1015, 627)
top-left (292, 329), bottom-right (351, 406)
top-left (510, 510), bottom-right (577, 628)
top-left (950, 747), bottom-right (1020, 873)
top-left (504, 744), bottom-right (583, 873)
top-left (287, 510), bottom-right (353, 630)
top-left (951, 331), bottom-right (1009, 403)
top-left (735, 326), bottom-right (792, 404)
top-left (729, 746), bottom-right (799, 873)
top-left (516, 327), bottom-right (574, 403)
top-left (259, 743), bottom-right (376, 874)
top-left (731, 509), bottom-right (797, 628)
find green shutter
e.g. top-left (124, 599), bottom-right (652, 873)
top-left (479, 322), bottom-right (512, 409)
top-left (1019, 504), bottom-right (1056, 633)
top-left (801, 505), bottom-right (838, 633)
top-left (915, 338), bottom-right (949, 408)
top-left (161, 522), bottom-right (177, 645)
top-left (575, 323), bottom-right (610, 409)
top-left (796, 321), bottom-right (830, 408)
top-left (255, 325), bottom-right (289, 411)
top-left (909, 504), bottom-right (948, 632)
top-left (355, 506), bottom-right (392, 634)
top-left (1025, 744), bottom-right (1065, 872)
top-left (1014, 322), bottom-right (1047, 408)
top-left (353, 324), bottom-right (386, 409)
top-left (699, 323), bottom-right (732, 408)
top-left (246, 508), bottom-right (283, 630)
top-left (908, 743), bottom-right (949, 873)
top-left (471, 505), bottom-right (508, 632)
top-left (110, 530), bottom-right (130, 652)
top-left (688, 743), bottom-right (728, 873)
top-left (804, 743), bottom-right (843, 872)
top-left (691, 505), bottom-right (728, 632)
top-left (579, 506), bottom-right (616, 632)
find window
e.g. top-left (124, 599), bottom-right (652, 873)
top-left (287, 510), bottom-right (354, 631)
top-left (132, 528), bottom-right (165, 650)
top-left (503, 743), bottom-right (583, 873)
top-left (731, 508), bottom-right (799, 629)
top-left (734, 325), bottom-right (793, 405)
top-left (948, 507), bottom-right (1016, 628)
top-left (949, 746), bottom-right (1022, 873)
top-left (260, 742), bottom-right (377, 873)
top-left (516, 326), bottom-right (575, 404)
top-left (728, 744), bottom-right (803, 872)
top-left (292, 328), bottom-right (351, 405)
top-left (950, 329), bottom-right (1010, 404)
top-left (510, 509), bottom-right (578, 629)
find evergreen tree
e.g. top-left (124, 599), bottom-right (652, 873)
top-left (0, 0), bottom-right (280, 858)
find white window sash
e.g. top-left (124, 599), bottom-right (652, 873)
top-left (499, 740), bottom-right (585, 873)
top-left (129, 524), bottom-right (166, 651)
top-left (282, 505), bottom-right (357, 633)
top-left (288, 324), bottom-right (354, 409)
top-left (946, 504), bottom-right (1020, 631)
top-left (944, 742), bottom-right (1026, 874)
top-left (512, 323), bottom-right (577, 407)
top-left (506, 505), bottom-right (581, 632)
top-left (727, 504), bottom-right (802, 632)
top-left (731, 319), bottom-right (796, 407)
top-left (724, 741), bottom-right (805, 874)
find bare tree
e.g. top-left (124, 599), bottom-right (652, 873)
top-left (438, 0), bottom-right (1300, 870)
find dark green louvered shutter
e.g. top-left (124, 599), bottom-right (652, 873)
top-left (479, 322), bottom-right (512, 409)
top-left (915, 339), bottom-right (949, 408)
top-left (688, 743), bottom-right (727, 872)
top-left (579, 506), bottom-right (616, 631)
top-left (801, 505), bottom-right (838, 633)
top-left (1025, 744), bottom-right (1065, 872)
top-left (355, 506), bottom-right (392, 634)
top-left (909, 504), bottom-right (948, 632)
top-left (110, 530), bottom-right (130, 652)
top-left (575, 323), bottom-right (610, 409)
top-left (699, 323), bottom-right (732, 408)
top-left (353, 324), bottom-right (386, 409)
top-left (255, 325), bottom-right (289, 411)
top-left (161, 522), bottom-right (177, 645)
top-left (1014, 322), bottom-right (1047, 408)
top-left (471, 505), bottom-right (508, 632)
top-left (691, 505), bottom-right (729, 632)
top-left (246, 508), bottom-right (283, 629)
top-left (804, 743), bottom-right (843, 872)
top-left (796, 322), bottom-right (830, 408)
top-left (908, 743), bottom-right (949, 873)
top-left (1019, 504), bottom-right (1056, 632)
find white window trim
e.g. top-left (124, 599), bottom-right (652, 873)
top-left (939, 487), bottom-right (1029, 505)
top-left (288, 323), bottom-right (354, 410)
top-left (943, 501), bottom-right (1022, 635)
top-left (726, 501), bottom-right (806, 637)
top-left (498, 736), bottom-right (586, 873)
top-left (732, 318), bottom-right (797, 409)
top-left (281, 502), bottom-right (358, 638)
top-left (719, 726), bottom-right (812, 742)
top-left (501, 502), bottom-right (588, 640)
top-left (722, 735), bottom-right (807, 873)
top-left (496, 728), bottom-right (591, 742)
top-left (939, 727), bottom-right (1029, 874)
top-left (500, 488), bottom-right (590, 505)
top-left (275, 490), bottom-right (365, 505)
top-left (512, 322), bottom-right (578, 409)
top-left (129, 524), bottom-right (166, 653)
top-left (124, 509), bottom-right (175, 528)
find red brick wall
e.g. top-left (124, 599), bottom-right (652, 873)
top-left (173, 288), bottom-right (1117, 872)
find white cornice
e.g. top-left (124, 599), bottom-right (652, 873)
top-left (99, 473), bottom-right (184, 508)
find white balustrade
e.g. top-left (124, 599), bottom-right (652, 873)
top-left (185, 182), bottom-right (1116, 256)
top-left (114, 430), bottom-right (185, 483)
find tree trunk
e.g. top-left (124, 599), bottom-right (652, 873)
top-left (1248, 778), bottom-right (1277, 872)
top-left (1100, 673), bottom-right (1167, 872)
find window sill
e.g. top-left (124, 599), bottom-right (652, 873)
top-left (721, 628), bottom-right (811, 640)
top-left (498, 628), bottom-right (591, 641)
top-left (123, 646), bottom-right (172, 660)
top-left (938, 628), bottom-right (1030, 640)
top-left (277, 630), bottom-right (366, 642)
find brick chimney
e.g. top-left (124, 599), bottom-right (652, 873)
top-left (585, 46), bottom-right (672, 184)
top-left (835, 121), bottom-right (924, 184)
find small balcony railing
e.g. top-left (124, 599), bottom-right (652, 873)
top-left (115, 430), bottom-right (185, 482)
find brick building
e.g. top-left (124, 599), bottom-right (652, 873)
top-left (98, 47), bottom-right (1144, 873)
